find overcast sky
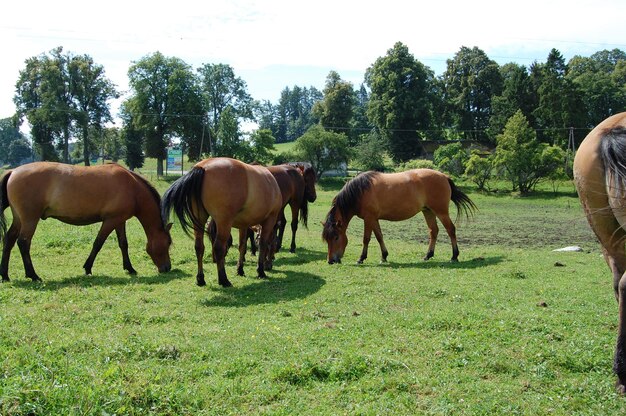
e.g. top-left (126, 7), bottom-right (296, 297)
top-left (2, 0), bottom-right (626, 121)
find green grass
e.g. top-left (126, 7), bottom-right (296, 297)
top-left (1, 178), bottom-right (625, 415)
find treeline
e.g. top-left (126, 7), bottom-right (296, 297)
top-left (3, 42), bottom-right (626, 173)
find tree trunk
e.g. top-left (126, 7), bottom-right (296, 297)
top-left (63, 125), bottom-right (70, 163)
top-left (157, 156), bottom-right (164, 176)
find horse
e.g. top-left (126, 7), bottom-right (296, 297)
top-left (573, 111), bottom-right (626, 393)
top-left (161, 157), bottom-right (282, 287)
top-left (0, 162), bottom-right (172, 282)
top-left (271, 162), bottom-right (317, 253)
top-left (207, 162), bottom-right (317, 256)
top-left (322, 169), bottom-right (476, 265)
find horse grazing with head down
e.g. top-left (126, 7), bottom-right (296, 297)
top-left (322, 169), bottom-right (476, 265)
top-left (161, 157), bottom-right (282, 287)
top-left (574, 111), bottom-right (626, 393)
top-left (0, 162), bottom-right (172, 282)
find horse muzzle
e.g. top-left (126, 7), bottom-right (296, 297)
top-left (159, 262), bottom-right (172, 273)
top-left (328, 256), bottom-right (342, 265)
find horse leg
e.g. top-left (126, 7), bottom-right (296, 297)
top-left (115, 223), bottom-right (137, 275)
top-left (371, 220), bottom-right (389, 263)
top-left (83, 221), bottom-right (117, 275)
top-left (257, 218), bottom-right (277, 278)
top-left (15, 221), bottom-right (41, 281)
top-left (194, 226), bottom-right (207, 286)
top-left (237, 228), bottom-right (247, 276)
top-left (422, 210), bottom-right (439, 260)
top-left (276, 209), bottom-right (287, 253)
top-left (1, 221), bottom-right (20, 282)
top-left (289, 204), bottom-right (299, 253)
top-left (357, 221), bottom-right (373, 264)
top-left (436, 212), bottom-right (459, 262)
top-left (211, 222), bottom-right (233, 287)
top-left (248, 228), bottom-right (257, 256)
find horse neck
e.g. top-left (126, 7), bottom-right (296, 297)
top-left (134, 184), bottom-right (165, 239)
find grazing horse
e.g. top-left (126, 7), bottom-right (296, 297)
top-left (322, 169), bottom-right (476, 265)
top-left (573, 111), bottom-right (626, 393)
top-left (271, 162), bottom-right (317, 253)
top-left (161, 157), bottom-right (282, 287)
top-left (0, 162), bottom-right (172, 282)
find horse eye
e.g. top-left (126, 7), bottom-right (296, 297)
top-left (334, 235), bottom-right (340, 241)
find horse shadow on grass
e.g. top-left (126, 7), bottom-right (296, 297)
top-left (11, 268), bottom-right (191, 291)
top-left (199, 271), bottom-right (325, 308)
top-left (352, 255), bottom-right (505, 270)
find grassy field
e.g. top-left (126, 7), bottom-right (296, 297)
top-left (1, 175), bottom-right (625, 415)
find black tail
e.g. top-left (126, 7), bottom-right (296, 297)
top-left (600, 127), bottom-right (626, 196)
top-left (0, 171), bottom-right (11, 242)
top-left (448, 178), bottom-right (477, 222)
top-left (299, 199), bottom-right (309, 229)
top-left (161, 167), bottom-right (207, 237)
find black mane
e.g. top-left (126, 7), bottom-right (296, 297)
top-left (322, 171), bottom-right (378, 242)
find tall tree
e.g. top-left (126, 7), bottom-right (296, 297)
top-left (68, 53), bottom-right (118, 165)
top-left (441, 46), bottom-right (503, 142)
top-left (488, 63), bottom-right (534, 141)
top-left (126, 52), bottom-right (202, 176)
top-left (365, 41), bottom-right (437, 161)
top-left (269, 86), bottom-right (322, 143)
top-left (312, 71), bottom-right (355, 136)
top-left (197, 63), bottom-right (254, 155)
top-left (0, 117), bottom-right (24, 164)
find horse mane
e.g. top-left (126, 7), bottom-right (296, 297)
top-left (127, 169), bottom-right (168, 227)
top-left (601, 127), bottom-right (626, 197)
top-left (322, 171), bottom-right (378, 242)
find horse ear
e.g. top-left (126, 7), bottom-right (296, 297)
top-left (166, 222), bottom-right (173, 232)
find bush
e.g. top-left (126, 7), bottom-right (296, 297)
top-left (396, 159), bottom-right (436, 172)
top-left (464, 151), bottom-right (493, 191)
top-left (433, 142), bottom-right (469, 177)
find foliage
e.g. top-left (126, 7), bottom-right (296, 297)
top-left (351, 132), bottom-right (386, 172)
top-left (441, 46), bottom-right (503, 142)
top-left (247, 129), bottom-right (276, 165)
top-left (0, 117), bottom-right (24, 163)
top-left (494, 110), bottom-right (565, 194)
top-left (433, 142), bottom-right (469, 177)
top-left (464, 150), bottom-right (493, 191)
top-left (7, 138), bottom-right (32, 166)
top-left (365, 42), bottom-right (439, 161)
top-left (120, 102), bottom-right (144, 171)
top-left (312, 71), bottom-right (355, 138)
top-left (293, 125), bottom-right (350, 178)
top-left (396, 158), bottom-right (435, 171)
top-left (125, 52), bottom-right (202, 175)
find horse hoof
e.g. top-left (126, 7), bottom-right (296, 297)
top-left (450, 258), bottom-right (459, 263)
top-left (356, 260), bottom-right (363, 264)
top-left (2, 276), bottom-right (9, 282)
top-left (219, 280), bottom-right (233, 287)
top-left (196, 275), bottom-right (206, 286)
top-left (617, 380), bottom-right (626, 395)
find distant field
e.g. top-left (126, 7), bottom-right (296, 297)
top-left (1, 177), bottom-right (625, 415)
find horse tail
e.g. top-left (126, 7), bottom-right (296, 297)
top-left (299, 199), bottom-right (309, 229)
top-left (600, 127), bottom-right (626, 198)
top-left (448, 178), bottom-right (477, 222)
top-left (0, 171), bottom-right (11, 242)
top-left (161, 167), bottom-right (208, 237)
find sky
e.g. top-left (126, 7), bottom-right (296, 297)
top-left (2, 0), bottom-right (626, 123)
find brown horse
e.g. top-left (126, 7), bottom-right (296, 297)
top-left (207, 162), bottom-right (317, 256)
top-left (271, 162), bottom-right (317, 253)
top-left (573, 112), bottom-right (626, 393)
top-left (0, 162), bottom-right (172, 282)
top-left (161, 157), bottom-right (282, 287)
top-left (322, 169), bottom-right (476, 265)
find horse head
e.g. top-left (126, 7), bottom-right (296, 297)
top-left (146, 222), bottom-right (173, 273)
top-left (322, 206), bottom-right (347, 264)
top-left (303, 166), bottom-right (317, 203)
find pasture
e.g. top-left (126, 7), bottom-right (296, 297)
top-left (1, 175), bottom-right (625, 415)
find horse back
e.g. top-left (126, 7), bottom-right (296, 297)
top-left (362, 169), bottom-right (451, 221)
top-left (199, 158), bottom-right (281, 228)
top-left (574, 112), bottom-right (626, 244)
top-left (7, 162), bottom-right (137, 224)
top-left (267, 165), bottom-right (304, 208)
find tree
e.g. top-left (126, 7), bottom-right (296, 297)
top-left (197, 63), bottom-right (254, 156)
top-left (260, 86), bottom-right (322, 143)
top-left (247, 129), bottom-right (276, 165)
top-left (294, 125), bottom-right (350, 178)
top-left (126, 52), bottom-right (202, 176)
top-left (494, 110), bottom-right (564, 194)
top-left (7, 138), bottom-right (32, 166)
top-left (0, 117), bottom-right (24, 163)
top-left (312, 71), bottom-right (355, 136)
top-left (68, 53), bottom-right (118, 165)
top-left (365, 42), bottom-right (437, 162)
top-left (120, 101), bottom-right (144, 171)
top-left (441, 46), bottom-right (503, 142)
top-left (465, 151), bottom-right (493, 191)
top-left (433, 142), bottom-right (469, 177)
top-left (488, 63), bottom-right (534, 141)
top-left (351, 131), bottom-right (386, 172)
